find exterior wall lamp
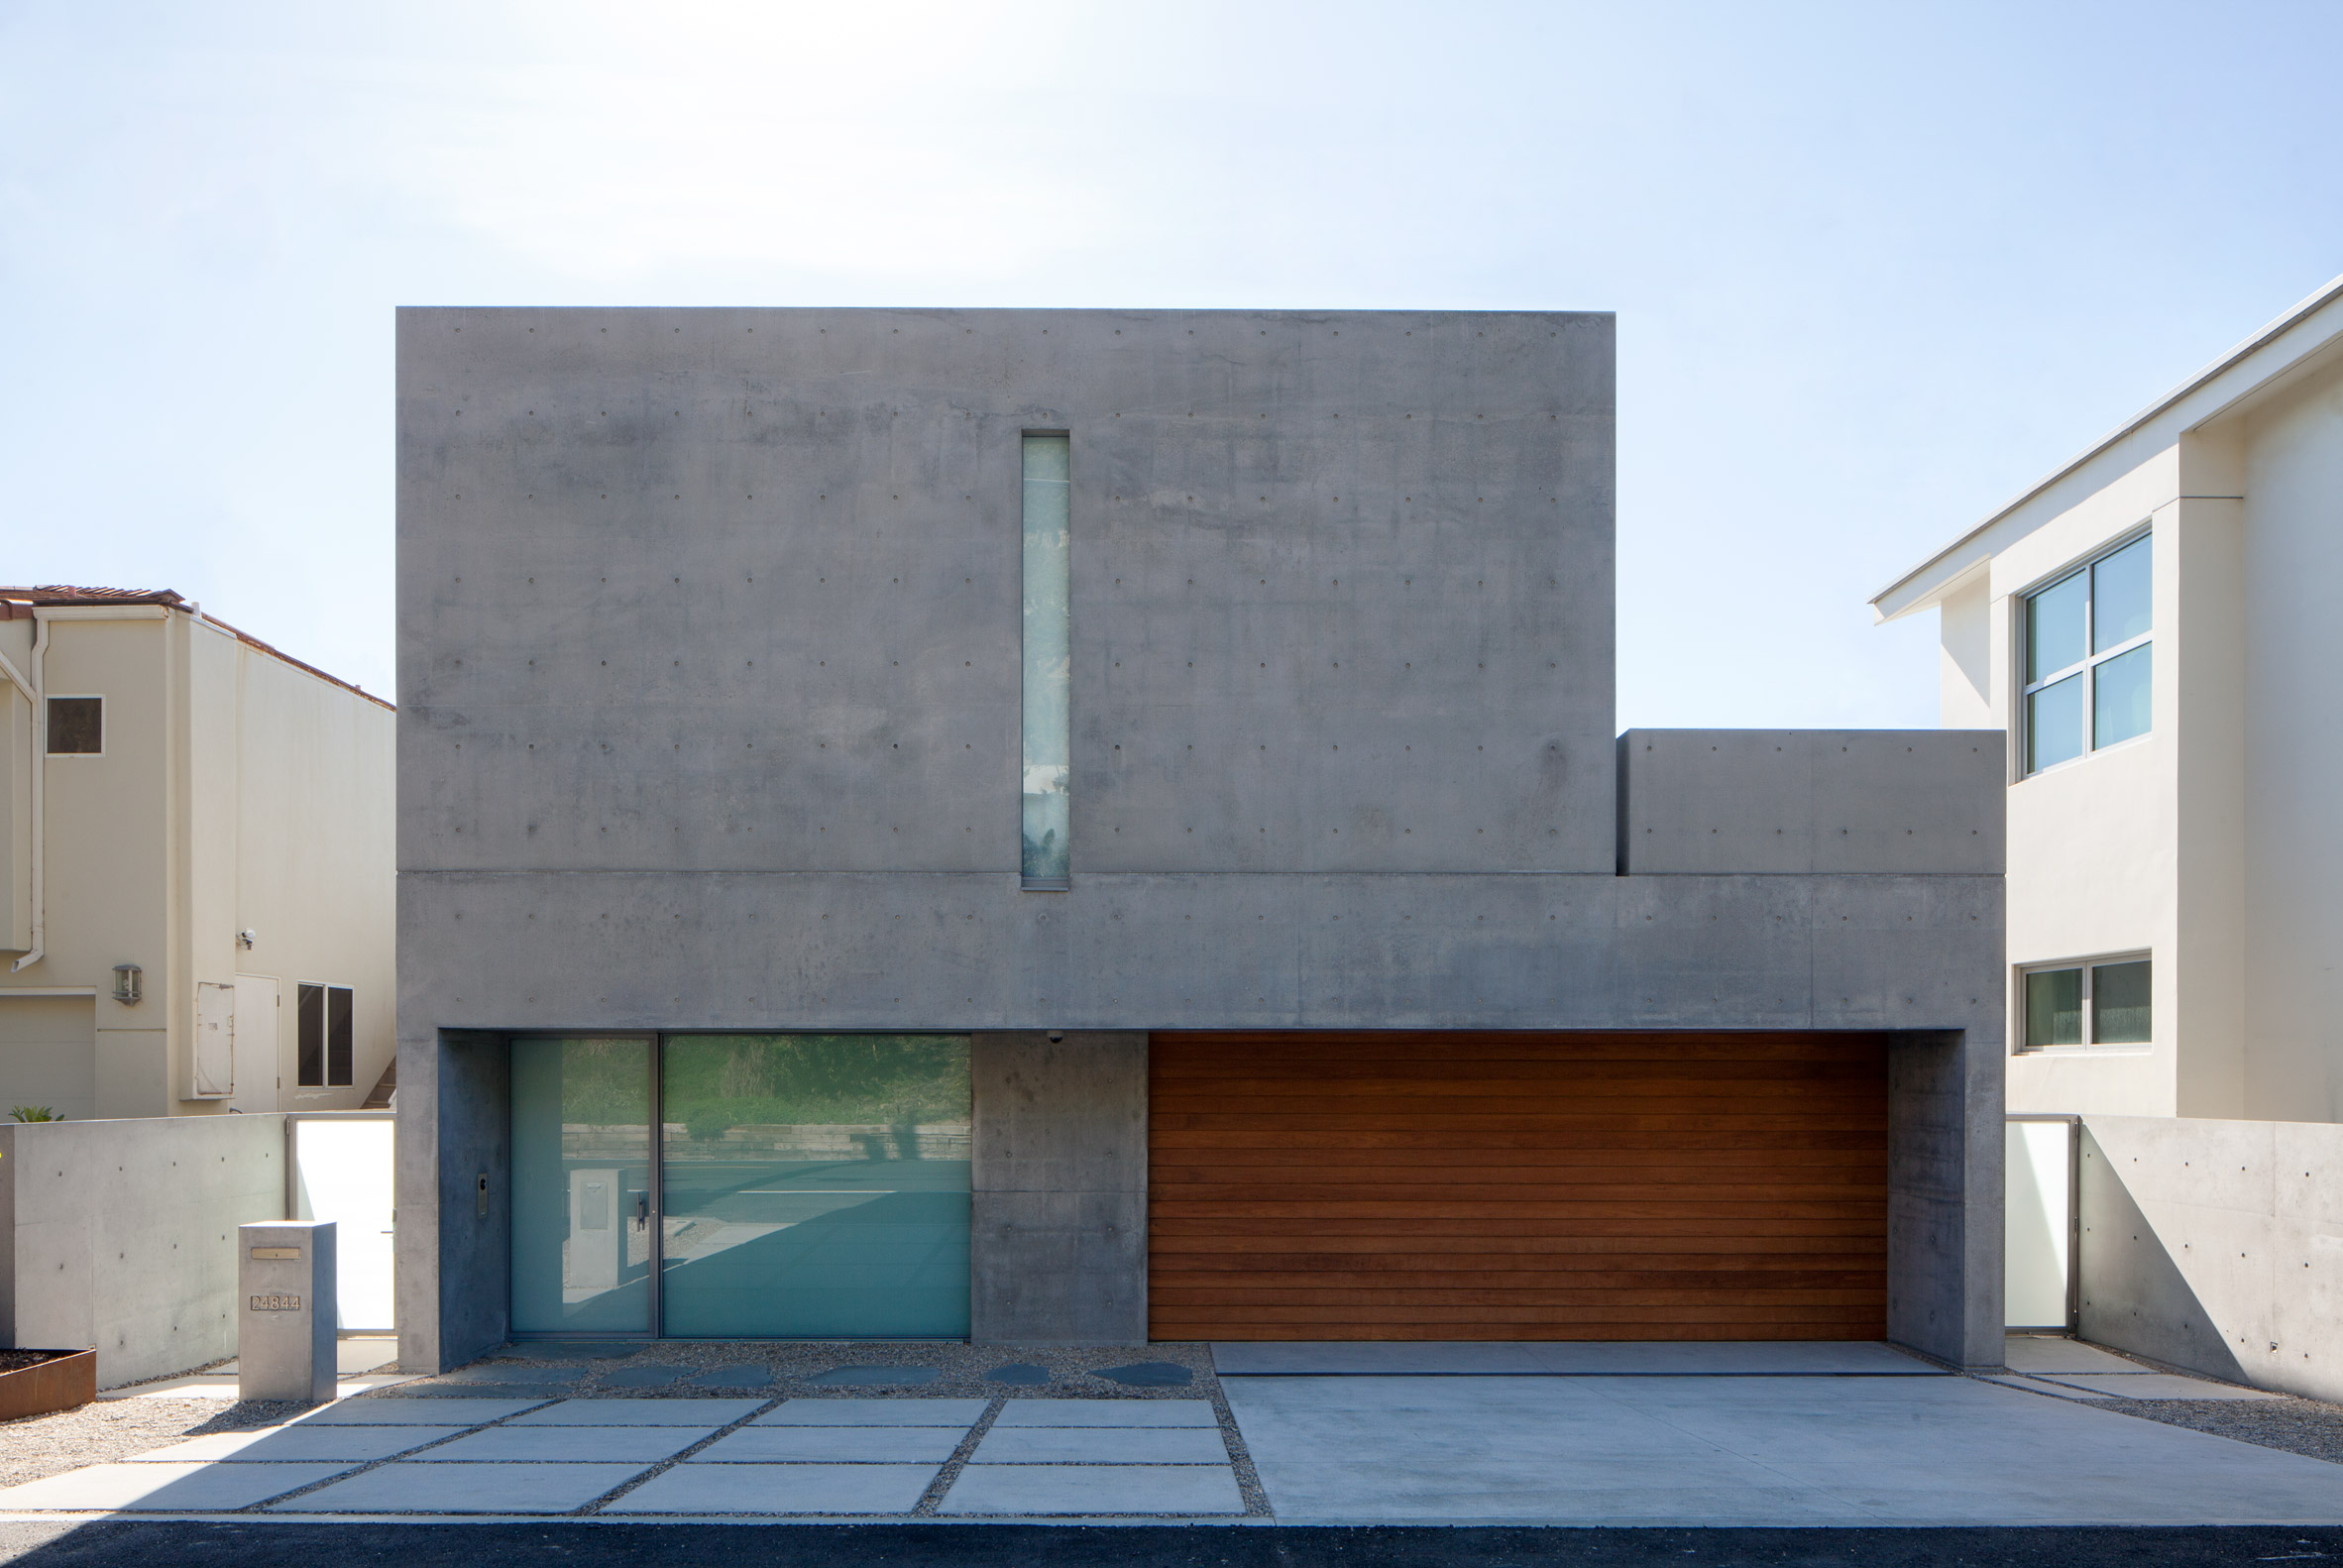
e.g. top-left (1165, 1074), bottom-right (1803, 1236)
top-left (111, 963), bottom-right (142, 1005)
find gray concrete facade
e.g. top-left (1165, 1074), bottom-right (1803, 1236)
top-left (395, 307), bottom-right (2004, 1374)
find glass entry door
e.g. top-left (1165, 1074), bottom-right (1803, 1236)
top-left (510, 1033), bottom-right (971, 1339)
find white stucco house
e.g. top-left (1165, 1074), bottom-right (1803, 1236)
top-left (1872, 273), bottom-right (2343, 1122)
top-left (0, 587), bottom-right (395, 1120)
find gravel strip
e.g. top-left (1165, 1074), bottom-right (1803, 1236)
top-left (382, 1339), bottom-right (1226, 1404)
top-left (0, 1399), bottom-right (301, 1489)
top-left (2105, 1395), bottom-right (2343, 1465)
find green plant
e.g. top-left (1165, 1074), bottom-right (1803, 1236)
top-left (9, 1106), bottom-right (57, 1123)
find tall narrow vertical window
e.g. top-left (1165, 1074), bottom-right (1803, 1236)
top-left (1021, 434), bottom-right (1071, 888)
top-left (2022, 532), bottom-right (2151, 776)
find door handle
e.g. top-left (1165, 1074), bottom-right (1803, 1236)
top-left (635, 1194), bottom-right (650, 1231)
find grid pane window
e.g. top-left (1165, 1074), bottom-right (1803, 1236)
top-left (2021, 957), bottom-right (2151, 1052)
top-left (2022, 533), bottom-right (2152, 775)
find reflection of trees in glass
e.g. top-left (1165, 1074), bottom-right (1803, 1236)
top-left (561, 1038), bottom-right (649, 1126)
top-left (664, 1035), bottom-right (970, 1145)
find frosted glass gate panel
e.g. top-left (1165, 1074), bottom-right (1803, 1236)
top-left (291, 1115), bottom-right (394, 1330)
top-left (658, 1035), bottom-right (971, 1338)
top-left (511, 1038), bottom-right (654, 1334)
top-left (2006, 1117), bottom-right (2074, 1329)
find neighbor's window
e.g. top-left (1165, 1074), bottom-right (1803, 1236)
top-left (2021, 956), bottom-right (2151, 1051)
top-left (297, 983), bottom-right (355, 1087)
top-left (2023, 532), bottom-right (2151, 775)
top-left (46, 697), bottom-right (102, 754)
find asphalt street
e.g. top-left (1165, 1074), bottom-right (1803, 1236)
top-left (0, 1523), bottom-right (2338, 1567)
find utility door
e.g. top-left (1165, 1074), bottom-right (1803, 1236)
top-left (230, 975), bottom-right (280, 1113)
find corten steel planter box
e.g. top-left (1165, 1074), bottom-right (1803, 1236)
top-left (0, 1351), bottom-right (97, 1421)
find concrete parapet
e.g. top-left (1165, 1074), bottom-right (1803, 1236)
top-left (1618, 729), bottom-right (2004, 875)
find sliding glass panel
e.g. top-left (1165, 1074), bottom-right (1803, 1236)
top-left (2093, 643), bottom-right (2151, 749)
top-left (2027, 570), bottom-right (2087, 682)
top-left (296, 983), bottom-right (325, 1087)
top-left (1021, 434), bottom-right (1071, 887)
top-left (2024, 968), bottom-right (2083, 1049)
top-left (2092, 960), bottom-right (2153, 1045)
top-left (2092, 535), bottom-right (2152, 651)
top-left (658, 1035), bottom-right (971, 1337)
top-left (511, 1037), bottom-right (654, 1333)
top-left (2025, 674), bottom-right (2084, 773)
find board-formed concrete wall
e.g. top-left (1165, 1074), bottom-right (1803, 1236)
top-left (2079, 1114), bottom-right (2343, 1401)
top-left (395, 307), bottom-right (2005, 1373)
top-left (0, 1113), bottom-right (284, 1387)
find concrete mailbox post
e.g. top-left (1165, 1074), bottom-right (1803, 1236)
top-left (238, 1220), bottom-right (337, 1404)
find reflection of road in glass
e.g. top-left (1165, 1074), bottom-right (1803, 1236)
top-left (656, 1155), bottom-right (971, 1337)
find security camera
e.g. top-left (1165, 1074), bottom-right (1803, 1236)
top-left (237, 929), bottom-right (258, 950)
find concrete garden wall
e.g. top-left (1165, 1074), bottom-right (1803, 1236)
top-left (2079, 1113), bottom-right (2343, 1400)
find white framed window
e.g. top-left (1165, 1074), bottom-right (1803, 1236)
top-left (2020, 530), bottom-right (2151, 776)
top-left (296, 982), bottom-right (355, 1087)
top-left (2017, 953), bottom-right (2151, 1053)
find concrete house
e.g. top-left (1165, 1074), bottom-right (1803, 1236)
top-left (0, 588), bottom-right (396, 1120)
top-left (1871, 274), bottom-right (2343, 1122)
top-left (397, 308), bottom-right (2004, 1373)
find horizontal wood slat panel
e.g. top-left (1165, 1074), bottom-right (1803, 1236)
top-left (1149, 1032), bottom-right (1887, 1342)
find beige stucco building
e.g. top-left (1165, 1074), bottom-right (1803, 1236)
top-left (1874, 274), bottom-right (2343, 1121)
top-left (0, 588), bottom-right (394, 1120)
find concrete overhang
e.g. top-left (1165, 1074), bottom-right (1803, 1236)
top-left (1870, 270), bottom-right (2343, 624)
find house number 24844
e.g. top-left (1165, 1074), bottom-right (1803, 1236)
top-left (250, 1294), bottom-right (302, 1312)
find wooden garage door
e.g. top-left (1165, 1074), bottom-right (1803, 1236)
top-left (1149, 1032), bottom-right (1887, 1341)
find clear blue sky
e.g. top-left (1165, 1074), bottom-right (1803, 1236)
top-left (5, 1), bottom-right (2339, 721)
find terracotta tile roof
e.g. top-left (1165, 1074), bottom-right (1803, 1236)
top-left (0, 586), bottom-right (391, 711)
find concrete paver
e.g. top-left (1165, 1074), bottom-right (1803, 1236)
top-left (941, 1464), bottom-right (1245, 1515)
top-left (293, 1399), bottom-right (546, 1425)
top-left (131, 1426), bottom-right (466, 1463)
top-left (414, 1427), bottom-right (711, 1463)
top-left (1221, 1374), bottom-right (2343, 1525)
top-left (0, 1463), bottom-right (353, 1512)
top-left (505, 1400), bottom-right (763, 1426)
top-left (990, 1400), bottom-right (1218, 1427)
top-left (753, 1400), bottom-right (988, 1427)
top-left (603, 1463), bottom-right (939, 1514)
top-left (280, 1461), bottom-right (652, 1513)
top-left (692, 1427), bottom-right (968, 1463)
top-left (973, 1427), bottom-right (1230, 1464)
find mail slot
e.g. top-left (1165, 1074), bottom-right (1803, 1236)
top-left (238, 1220), bottom-right (337, 1404)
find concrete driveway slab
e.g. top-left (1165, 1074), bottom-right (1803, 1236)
top-left (414, 1427), bottom-right (711, 1462)
top-left (293, 1399), bottom-right (544, 1425)
top-left (1214, 1343), bottom-right (1546, 1376)
top-left (1977, 1373), bottom-right (2114, 1400)
top-left (692, 1427), bottom-right (968, 1463)
top-left (1212, 1341), bottom-right (1941, 1377)
top-left (506, 1400), bottom-right (763, 1426)
top-left (2004, 1336), bottom-right (2151, 1375)
top-left (131, 1427), bottom-right (466, 1463)
top-left (974, 1427), bottom-right (1230, 1464)
top-left (2037, 1374), bottom-right (2285, 1400)
top-left (991, 1400), bottom-right (1218, 1427)
top-left (0, 1462), bottom-right (353, 1512)
top-left (1222, 1374), bottom-right (2343, 1525)
top-left (941, 1464), bottom-right (1244, 1515)
top-left (602, 1463), bottom-right (938, 1514)
top-left (280, 1462), bottom-right (650, 1513)
top-left (754, 1400), bottom-right (987, 1427)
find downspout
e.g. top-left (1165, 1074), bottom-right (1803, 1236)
top-left (4, 610), bottom-right (45, 972)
